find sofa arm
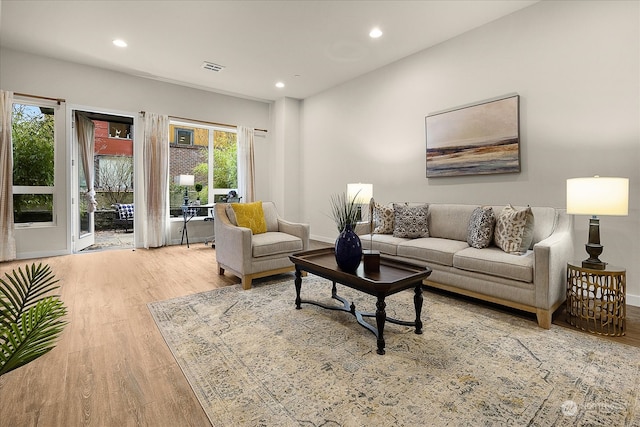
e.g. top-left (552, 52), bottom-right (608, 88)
top-left (533, 212), bottom-right (574, 311)
top-left (278, 219), bottom-right (310, 251)
top-left (214, 206), bottom-right (253, 274)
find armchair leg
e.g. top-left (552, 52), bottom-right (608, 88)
top-left (218, 265), bottom-right (225, 275)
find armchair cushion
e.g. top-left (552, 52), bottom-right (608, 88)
top-left (252, 232), bottom-right (304, 257)
top-left (231, 201), bottom-right (267, 234)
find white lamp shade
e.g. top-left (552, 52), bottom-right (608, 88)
top-left (566, 177), bottom-right (629, 216)
top-left (175, 174), bottom-right (195, 186)
top-left (347, 183), bottom-right (373, 204)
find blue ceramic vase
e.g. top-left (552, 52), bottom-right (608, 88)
top-left (335, 223), bottom-right (362, 272)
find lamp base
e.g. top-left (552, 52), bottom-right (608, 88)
top-left (582, 260), bottom-right (606, 270)
top-left (582, 218), bottom-right (606, 270)
top-left (183, 187), bottom-right (189, 206)
top-left (582, 242), bottom-right (606, 270)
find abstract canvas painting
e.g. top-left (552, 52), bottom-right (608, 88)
top-left (426, 95), bottom-right (520, 178)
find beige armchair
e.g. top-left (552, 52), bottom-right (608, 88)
top-left (214, 201), bottom-right (310, 289)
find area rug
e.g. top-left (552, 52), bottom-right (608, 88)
top-left (148, 275), bottom-right (639, 426)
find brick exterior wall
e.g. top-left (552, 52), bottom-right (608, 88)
top-left (94, 120), bottom-right (133, 156)
top-left (170, 145), bottom-right (207, 178)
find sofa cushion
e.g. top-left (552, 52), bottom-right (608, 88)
top-left (360, 234), bottom-right (409, 256)
top-left (428, 204), bottom-right (477, 241)
top-left (453, 246), bottom-right (534, 283)
top-left (393, 204), bottom-right (429, 238)
top-left (397, 237), bottom-right (469, 267)
top-left (373, 202), bottom-right (395, 234)
top-left (494, 205), bottom-right (535, 255)
top-left (252, 232), bottom-right (303, 258)
top-left (467, 206), bottom-right (495, 249)
top-left (231, 201), bottom-right (267, 234)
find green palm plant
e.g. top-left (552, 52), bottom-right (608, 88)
top-left (0, 263), bottom-right (68, 376)
top-left (329, 191), bottom-right (360, 233)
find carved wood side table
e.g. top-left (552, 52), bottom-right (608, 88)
top-left (566, 262), bottom-right (626, 336)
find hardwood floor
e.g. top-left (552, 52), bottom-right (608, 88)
top-left (0, 242), bottom-right (638, 426)
top-left (0, 244), bottom-right (228, 427)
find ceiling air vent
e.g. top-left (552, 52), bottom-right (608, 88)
top-left (201, 61), bottom-right (225, 72)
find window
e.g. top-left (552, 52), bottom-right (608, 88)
top-left (109, 122), bottom-right (131, 139)
top-left (12, 101), bottom-right (59, 224)
top-left (174, 128), bottom-right (194, 145)
top-left (168, 120), bottom-right (237, 217)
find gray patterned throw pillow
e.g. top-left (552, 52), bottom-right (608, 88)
top-left (494, 205), bottom-right (535, 255)
top-left (373, 202), bottom-right (395, 234)
top-left (467, 206), bottom-right (495, 249)
top-left (393, 204), bottom-right (429, 238)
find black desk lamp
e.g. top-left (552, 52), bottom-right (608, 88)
top-left (175, 174), bottom-right (194, 206)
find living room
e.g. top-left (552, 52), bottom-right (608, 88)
top-left (1, 1), bottom-right (638, 425)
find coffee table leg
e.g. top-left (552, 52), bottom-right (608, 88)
top-left (414, 283), bottom-right (423, 334)
top-left (376, 296), bottom-right (386, 355)
top-left (295, 267), bottom-right (302, 309)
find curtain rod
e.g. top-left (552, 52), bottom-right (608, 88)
top-left (14, 92), bottom-right (65, 105)
top-left (139, 111), bottom-right (267, 133)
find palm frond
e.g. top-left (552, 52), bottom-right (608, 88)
top-left (0, 263), bottom-right (67, 376)
top-left (0, 263), bottom-right (60, 328)
top-left (0, 297), bottom-right (68, 376)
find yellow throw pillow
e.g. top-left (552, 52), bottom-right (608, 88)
top-left (230, 201), bottom-right (267, 234)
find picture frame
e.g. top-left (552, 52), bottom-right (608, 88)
top-left (425, 94), bottom-right (520, 178)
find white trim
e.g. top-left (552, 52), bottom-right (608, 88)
top-left (66, 103), bottom-right (138, 252)
top-left (627, 293), bottom-right (640, 308)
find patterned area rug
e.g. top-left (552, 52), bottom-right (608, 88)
top-left (148, 275), bottom-right (639, 426)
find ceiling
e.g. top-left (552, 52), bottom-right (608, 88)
top-left (0, 1), bottom-right (538, 102)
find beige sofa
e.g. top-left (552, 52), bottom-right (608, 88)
top-left (357, 202), bottom-right (574, 328)
top-left (214, 201), bottom-right (310, 290)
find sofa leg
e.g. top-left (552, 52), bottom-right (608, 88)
top-left (242, 276), bottom-right (252, 290)
top-left (536, 309), bottom-right (552, 329)
top-left (218, 265), bottom-right (225, 275)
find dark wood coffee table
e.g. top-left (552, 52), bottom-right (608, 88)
top-left (289, 248), bottom-right (432, 355)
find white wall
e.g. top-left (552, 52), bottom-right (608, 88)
top-left (271, 97), bottom-right (302, 220)
top-left (300, 1), bottom-right (640, 304)
top-left (0, 47), bottom-right (273, 256)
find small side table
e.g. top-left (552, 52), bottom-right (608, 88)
top-left (566, 262), bottom-right (626, 336)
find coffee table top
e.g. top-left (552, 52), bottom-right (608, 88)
top-left (290, 248), bottom-right (431, 296)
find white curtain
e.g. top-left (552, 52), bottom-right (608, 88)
top-left (0, 90), bottom-right (16, 261)
top-left (237, 126), bottom-right (255, 203)
top-left (142, 112), bottom-right (169, 248)
top-left (75, 113), bottom-right (97, 213)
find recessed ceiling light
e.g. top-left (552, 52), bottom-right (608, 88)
top-left (369, 28), bottom-right (383, 39)
top-left (113, 39), bottom-right (127, 47)
top-left (275, 82), bottom-right (285, 88)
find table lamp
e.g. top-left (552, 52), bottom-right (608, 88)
top-left (347, 183), bottom-right (373, 221)
top-left (175, 174), bottom-right (195, 206)
top-left (347, 183), bottom-right (379, 272)
top-left (566, 176), bottom-right (629, 270)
